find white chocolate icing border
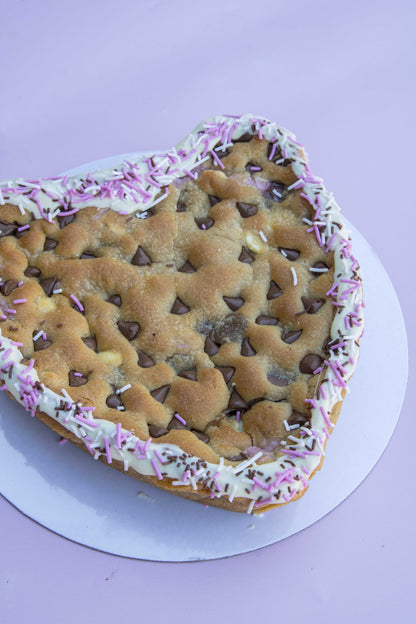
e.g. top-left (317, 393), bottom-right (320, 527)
top-left (0, 114), bottom-right (363, 512)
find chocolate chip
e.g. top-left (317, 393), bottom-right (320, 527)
top-left (178, 260), bottom-right (196, 273)
top-left (234, 132), bottom-right (252, 143)
top-left (195, 217), bottom-right (214, 230)
top-left (279, 248), bottom-right (300, 261)
top-left (80, 251), bottom-right (96, 259)
top-left (106, 393), bottom-right (123, 409)
top-left (0, 220), bottom-right (17, 238)
top-left (57, 212), bottom-right (76, 228)
top-left (131, 246), bottom-right (152, 266)
top-left (288, 411), bottom-right (310, 427)
top-left (176, 199), bottom-right (187, 212)
top-left (0, 280), bottom-right (19, 296)
top-left (215, 366), bottom-right (235, 384)
top-left (256, 315), bottom-right (278, 325)
top-left (107, 294), bottom-right (122, 307)
top-left (192, 430), bottom-right (210, 443)
top-left (238, 247), bottom-right (254, 264)
top-left (137, 349), bottom-right (155, 368)
top-left (208, 195), bottom-right (221, 207)
top-left (228, 390), bottom-right (248, 411)
top-left (236, 202), bottom-right (258, 218)
top-left (40, 276), bottom-right (59, 297)
top-left (241, 337), bottom-right (256, 357)
top-left (82, 336), bottom-right (97, 351)
top-left (117, 320), bottom-right (140, 341)
top-left (223, 296), bottom-right (244, 311)
top-left (24, 266), bottom-right (41, 278)
top-left (147, 425), bottom-right (167, 438)
top-left (167, 417), bottom-right (188, 431)
top-left (281, 329), bottom-right (302, 344)
top-left (322, 336), bottom-right (333, 353)
top-left (215, 147), bottom-right (231, 158)
top-left (178, 368), bottom-right (197, 381)
top-left (211, 314), bottom-right (248, 344)
top-left (267, 281), bottom-right (282, 299)
top-left (69, 371), bottom-right (88, 387)
top-left (204, 336), bottom-right (220, 357)
top-left (267, 373), bottom-right (290, 386)
top-left (265, 182), bottom-right (286, 202)
top-left (33, 334), bottom-right (52, 351)
top-left (301, 296), bottom-right (325, 314)
top-left (150, 385), bottom-right (170, 403)
top-left (299, 354), bottom-right (323, 374)
top-left (171, 297), bottom-right (190, 314)
top-left (43, 237), bottom-right (58, 251)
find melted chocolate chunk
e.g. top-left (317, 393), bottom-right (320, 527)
top-left (117, 320), bottom-right (140, 341)
top-left (43, 237), bottom-right (58, 251)
top-left (208, 195), bottom-right (221, 207)
top-left (178, 260), bottom-right (196, 273)
top-left (148, 425), bottom-right (168, 438)
top-left (57, 212), bottom-right (76, 229)
top-left (299, 354), bottom-right (323, 374)
top-left (33, 333), bottom-right (52, 351)
top-left (279, 248), bottom-right (300, 261)
top-left (107, 294), bottom-right (122, 307)
top-left (267, 281), bottom-right (282, 300)
top-left (150, 385), bottom-right (170, 403)
top-left (241, 337), bottom-right (256, 357)
top-left (223, 296), bottom-right (244, 311)
top-left (215, 147), bottom-right (231, 158)
top-left (167, 416), bottom-right (188, 431)
top-left (234, 132), bottom-right (252, 143)
top-left (228, 390), bottom-right (248, 411)
top-left (178, 368), bottom-right (197, 381)
top-left (301, 296), bottom-right (325, 314)
top-left (211, 314), bottom-right (248, 344)
top-left (0, 220), bottom-right (17, 238)
top-left (106, 393), bottom-right (123, 409)
top-left (288, 411), bottom-right (310, 427)
top-left (236, 202), bottom-right (258, 218)
top-left (171, 297), bottom-right (190, 314)
top-left (281, 329), bottom-right (302, 344)
top-left (267, 373), bottom-right (290, 386)
top-left (40, 276), bottom-right (59, 297)
top-left (265, 182), bottom-right (285, 202)
top-left (238, 247), bottom-right (254, 264)
top-left (204, 336), bottom-right (220, 357)
top-left (24, 266), bottom-right (41, 278)
top-left (176, 198), bottom-right (187, 212)
top-left (80, 251), bottom-right (96, 259)
top-left (192, 430), bottom-right (210, 443)
top-left (256, 315), bottom-right (278, 325)
top-left (137, 349), bottom-right (155, 368)
top-left (69, 371), bottom-right (88, 387)
top-left (82, 336), bottom-right (97, 352)
top-left (1, 280), bottom-right (19, 296)
top-left (215, 366), bottom-right (235, 384)
top-left (131, 246), bottom-right (152, 266)
top-left (195, 217), bottom-right (214, 230)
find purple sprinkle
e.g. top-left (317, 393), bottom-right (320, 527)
top-left (174, 413), bottom-right (187, 426)
top-left (13, 298), bottom-right (27, 305)
top-left (73, 372), bottom-right (83, 377)
top-left (103, 437), bottom-right (112, 464)
top-left (17, 224), bottom-right (30, 232)
top-left (70, 294), bottom-right (84, 312)
top-left (151, 458), bottom-right (163, 480)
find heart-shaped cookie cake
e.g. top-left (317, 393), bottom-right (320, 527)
top-left (0, 114), bottom-right (363, 513)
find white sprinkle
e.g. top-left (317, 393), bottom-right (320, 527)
top-left (280, 249), bottom-right (287, 258)
top-left (33, 330), bottom-right (43, 341)
top-left (18, 203), bottom-right (25, 215)
top-left (116, 406), bottom-right (126, 411)
top-left (288, 434), bottom-right (304, 444)
top-left (0, 189), bottom-right (4, 205)
top-left (61, 388), bottom-right (72, 402)
top-left (291, 267), bottom-right (298, 286)
top-left (287, 179), bottom-right (304, 191)
top-left (248, 524), bottom-right (255, 530)
top-left (52, 288), bottom-right (63, 294)
top-left (229, 484), bottom-right (238, 503)
top-left (144, 191), bottom-right (168, 210)
top-left (259, 230), bottom-right (267, 242)
top-left (247, 500), bottom-right (255, 514)
top-left (117, 383), bottom-right (132, 394)
top-left (303, 217), bottom-right (313, 225)
top-left (309, 267), bottom-right (328, 273)
top-left (233, 451), bottom-right (263, 474)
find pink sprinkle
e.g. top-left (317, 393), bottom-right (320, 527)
top-left (103, 437), bottom-right (112, 464)
top-left (201, 223), bottom-right (206, 230)
top-left (116, 422), bottom-right (122, 449)
top-left (144, 437), bottom-right (151, 452)
top-left (153, 449), bottom-right (166, 465)
top-left (320, 386), bottom-right (327, 400)
top-left (313, 367), bottom-right (323, 375)
top-left (320, 406), bottom-right (334, 428)
top-left (118, 210), bottom-right (129, 215)
top-left (73, 372), bottom-right (83, 377)
top-left (6, 309), bottom-right (16, 314)
top-left (42, 332), bottom-right (47, 340)
top-left (17, 224), bottom-right (30, 232)
top-left (250, 166), bottom-right (262, 171)
top-left (12, 298), bottom-right (26, 305)
top-left (301, 465), bottom-right (311, 475)
top-left (58, 437), bottom-right (68, 445)
top-left (2, 348), bottom-right (12, 360)
top-left (304, 398), bottom-right (318, 408)
top-left (236, 410), bottom-right (241, 422)
top-left (182, 470), bottom-right (191, 483)
top-left (300, 192), bottom-right (313, 206)
top-left (328, 360), bottom-right (346, 388)
top-left (151, 458), bottom-right (163, 480)
top-left (58, 207), bottom-right (79, 217)
top-left (174, 413), bottom-right (187, 426)
top-left (349, 357), bottom-right (355, 365)
top-left (326, 282), bottom-right (339, 297)
top-left (70, 294), bottom-right (84, 312)
top-left (210, 150), bottom-right (225, 169)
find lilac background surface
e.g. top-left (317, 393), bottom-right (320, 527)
top-left (0, 0), bottom-right (414, 622)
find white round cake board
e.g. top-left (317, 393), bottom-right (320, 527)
top-left (0, 154), bottom-right (408, 561)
